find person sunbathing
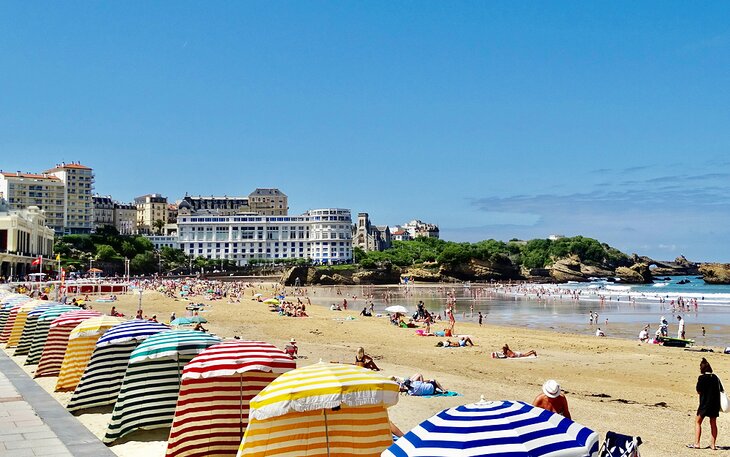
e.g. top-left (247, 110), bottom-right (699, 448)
top-left (355, 347), bottom-right (380, 371)
top-left (400, 377), bottom-right (447, 396)
top-left (502, 344), bottom-right (537, 358)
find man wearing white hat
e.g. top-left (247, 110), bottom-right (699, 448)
top-left (533, 379), bottom-right (571, 419)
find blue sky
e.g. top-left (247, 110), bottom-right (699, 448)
top-left (1, 2), bottom-right (729, 261)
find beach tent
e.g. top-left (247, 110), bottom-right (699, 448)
top-left (166, 340), bottom-right (296, 457)
top-left (382, 398), bottom-right (599, 457)
top-left (67, 320), bottom-right (171, 412)
top-left (238, 362), bottom-right (399, 457)
top-left (24, 305), bottom-right (79, 364)
top-left (6, 300), bottom-right (55, 347)
top-left (0, 299), bottom-right (42, 343)
top-left (0, 295), bottom-right (30, 330)
top-left (103, 330), bottom-right (221, 444)
top-left (35, 310), bottom-right (101, 378)
top-left (54, 315), bottom-right (127, 392)
top-left (13, 301), bottom-right (63, 355)
top-left (189, 316), bottom-right (207, 324)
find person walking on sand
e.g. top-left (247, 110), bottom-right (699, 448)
top-left (533, 380), bottom-right (571, 419)
top-left (689, 358), bottom-right (721, 450)
top-left (478, 311), bottom-right (483, 326)
top-left (678, 315), bottom-right (686, 339)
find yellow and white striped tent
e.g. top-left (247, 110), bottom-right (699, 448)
top-left (55, 315), bottom-right (127, 392)
top-left (238, 362), bottom-right (399, 457)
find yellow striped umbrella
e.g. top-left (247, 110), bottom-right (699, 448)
top-left (238, 362), bottom-right (399, 457)
top-left (55, 316), bottom-right (126, 392)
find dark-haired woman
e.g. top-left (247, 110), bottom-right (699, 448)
top-left (690, 357), bottom-right (721, 449)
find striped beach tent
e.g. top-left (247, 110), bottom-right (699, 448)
top-left (35, 310), bottom-right (101, 378)
top-left (0, 296), bottom-right (31, 331)
top-left (67, 320), bottom-right (171, 412)
top-left (166, 340), bottom-right (296, 457)
top-left (238, 362), bottom-right (400, 457)
top-left (103, 330), bottom-right (221, 444)
top-left (7, 301), bottom-right (58, 347)
top-left (0, 299), bottom-right (42, 343)
top-left (382, 399), bottom-right (599, 457)
top-left (13, 302), bottom-right (63, 355)
top-left (24, 305), bottom-right (79, 364)
top-left (54, 315), bottom-right (127, 392)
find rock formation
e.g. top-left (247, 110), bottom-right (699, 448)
top-left (615, 263), bottom-right (653, 283)
top-left (699, 263), bottom-right (730, 284)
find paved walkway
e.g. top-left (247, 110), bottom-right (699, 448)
top-left (0, 350), bottom-right (116, 457)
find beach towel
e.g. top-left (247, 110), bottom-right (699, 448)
top-left (418, 391), bottom-right (462, 399)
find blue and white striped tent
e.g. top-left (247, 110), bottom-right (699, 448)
top-left (67, 320), bottom-right (171, 412)
top-left (383, 400), bottom-right (599, 457)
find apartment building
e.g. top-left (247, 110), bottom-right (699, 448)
top-left (113, 202), bottom-right (137, 235)
top-left (248, 188), bottom-right (288, 216)
top-left (0, 172), bottom-right (66, 233)
top-left (46, 162), bottom-right (95, 234)
top-left (93, 194), bottom-right (115, 230)
top-left (135, 194), bottom-right (169, 234)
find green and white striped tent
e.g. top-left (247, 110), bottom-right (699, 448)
top-left (13, 302), bottom-right (64, 356)
top-left (103, 330), bottom-right (221, 444)
top-left (24, 306), bottom-right (83, 365)
top-left (67, 320), bottom-right (171, 413)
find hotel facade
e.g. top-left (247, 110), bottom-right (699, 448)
top-left (0, 172), bottom-right (66, 233)
top-left (177, 204), bottom-right (352, 265)
top-left (45, 162), bottom-right (95, 234)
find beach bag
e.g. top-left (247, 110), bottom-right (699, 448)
top-left (719, 377), bottom-right (730, 413)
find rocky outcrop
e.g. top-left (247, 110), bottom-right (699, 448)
top-left (401, 267), bottom-right (442, 282)
top-left (550, 256), bottom-right (588, 282)
top-left (615, 263), bottom-right (653, 284)
top-left (699, 263), bottom-right (730, 284)
top-left (630, 254), bottom-right (699, 276)
top-left (351, 268), bottom-right (402, 284)
top-left (440, 257), bottom-right (521, 281)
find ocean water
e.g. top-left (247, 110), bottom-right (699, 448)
top-left (314, 276), bottom-right (730, 346)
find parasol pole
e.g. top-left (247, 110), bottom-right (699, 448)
top-left (323, 409), bottom-right (330, 457)
top-left (240, 372), bottom-right (244, 440)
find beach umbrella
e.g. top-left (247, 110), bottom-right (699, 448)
top-left (189, 316), bottom-right (208, 324)
top-left (35, 310), bottom-right (101, 378)
top-left (54, 315), bottom-right (127, 391)
top-left (384, 305), bottom-right (409, 314)
top-left (252, 294), bottom-right (263, 298)
top-left (4, 300), bottom-right (47, 346)
top-left (382, 399), bottom-right (599, 457)
top-left (0, 299), bottom-right (43, 343)
top-left (13, 301), bottom-right (63, 356)
top-left (166, 340), bottom-right (296, 457)
top-left (67, 320), bottom-right (171, 412)
top-left (262, 298), bottom-right (279, 305)
top-left (238, 362), bottom-right (399, 457)
top-left (171, 317), bottom-right (194, 326)
top-left (24, 305), bottom-right (79, 364)
top-left (103, 330), bottom-right (221, 443)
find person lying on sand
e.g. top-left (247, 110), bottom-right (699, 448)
top-left (436, 336), bottom-right (474, 347)
top-left (502, 344), bottom-right (537, 358)
top-left (399, 377), bottom-right (447, 396)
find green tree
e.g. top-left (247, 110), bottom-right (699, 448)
top-left (153, 219), bottom-right (165, 235)
top-left (130, 252), bottom-right (157, 274)
top-left (95, 244), bottom-right (118, 261)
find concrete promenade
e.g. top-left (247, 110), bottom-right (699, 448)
top-left (0, 350), bottom-right (116, 457)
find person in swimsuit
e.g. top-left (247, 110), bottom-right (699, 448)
top-left (355, 347), bottom-right (380, 371)
top-left (502, 344), bottom-right (537, 358)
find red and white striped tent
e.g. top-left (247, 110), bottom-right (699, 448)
top-left (165, 340), bottom-right (296, 457)
top-left (0, 299), bottom-right (43, 344)
top-left (34, 310), bottom-right (101, 378)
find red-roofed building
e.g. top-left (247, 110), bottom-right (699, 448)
top-left (0, 171), bottom-right (66, 233)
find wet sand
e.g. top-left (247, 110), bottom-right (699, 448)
top-left (5, 284), bottom-right (730, 457)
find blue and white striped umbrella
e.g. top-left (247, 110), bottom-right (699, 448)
top-left (96, 319), bottom-right (171, 347)
top-left (383, 400), bottom-right (599, 457)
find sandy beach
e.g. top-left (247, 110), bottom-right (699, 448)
top-left (5, 284), bottom-right (730, 457)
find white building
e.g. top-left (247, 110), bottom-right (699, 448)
top-left (400, 219), bottom-right (440, 239)
top-left (177, 203), bottom-right (352, 265)
top-left (0, 202), bottom-right (55, 280)
top-left (45, 162), bottom-right (95, 234)
top-left (0, 172), bottom-right (66, 233)
top-left (113, 202), bottom-right (137, 235)
top-left (145, 235), bottom-right (179, 251)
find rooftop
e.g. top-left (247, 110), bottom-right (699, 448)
top-left (44, 162), bottom-right (92, 172)
top-left (0, 172), bottom-right (61, 181)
